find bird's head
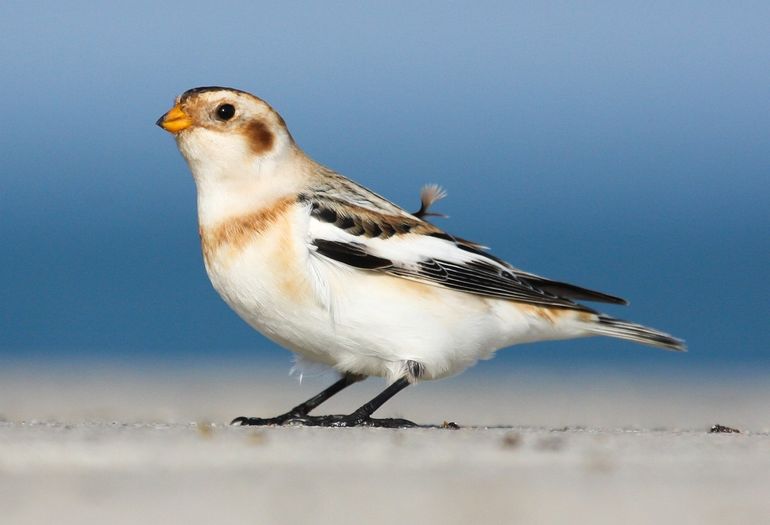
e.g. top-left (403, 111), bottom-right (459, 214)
top-left (156, 87), bottom-right (295, 184)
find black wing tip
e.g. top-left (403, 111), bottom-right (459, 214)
top-left (531, 278), bottom-right (629, 306)
top-left (611, 294), bottom-right (629, 306)
top-left (588, 291), bottom-right (629, 306)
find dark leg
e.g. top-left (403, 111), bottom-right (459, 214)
top-left (283, 375), bottom-right (416, 428)
top-left (231, 373), bottom-right (365, 426)
top-left (328, 376), bottom-right (415, 427)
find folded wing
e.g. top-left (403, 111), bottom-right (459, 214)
top-left (304, 192), bottom-right (627, 312)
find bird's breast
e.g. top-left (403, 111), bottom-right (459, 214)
top-left (199, 200), bottom-right (317, 320)
top-left (198, 196), bottom-right (296, 266)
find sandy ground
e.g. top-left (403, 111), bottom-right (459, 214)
top-left (0, 362), bottom-right (768, 525)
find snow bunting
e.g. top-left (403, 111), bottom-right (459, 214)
top-left (157, 86), bottom-right (685, 427)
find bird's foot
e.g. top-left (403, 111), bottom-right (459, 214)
top-left (300, 414), bottom-right (418, 428)
top-left (231, 412), bottom-right (417, 428)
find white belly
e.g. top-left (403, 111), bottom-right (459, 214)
top-left (201, 212), bottom-right (585, 381)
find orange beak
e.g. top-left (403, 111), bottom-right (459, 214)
top-left (156, 105), bottom-right (192, 133)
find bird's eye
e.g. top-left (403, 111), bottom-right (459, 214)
top-left (216, 103), bottom-right (236, 121)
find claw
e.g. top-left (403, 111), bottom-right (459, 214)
top-left (230, 416), bottom-right (290, 426)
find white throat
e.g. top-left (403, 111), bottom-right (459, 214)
top-left (177, 129), bottom-right (306, 227)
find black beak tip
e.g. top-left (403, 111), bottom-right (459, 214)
top-left (155, 114), bottom-right (166, 128)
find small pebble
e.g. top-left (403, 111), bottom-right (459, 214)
top-left (248, 431), bottom-right (267, 445)
top-left (501, 432), bottom-right (522, 449)
top-left (709, 424), bottom-right (740, 434)
top-left (196, 421), bottom-right (215, 438)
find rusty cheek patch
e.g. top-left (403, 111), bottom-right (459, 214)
top-left (244, 120), bottom-right (275, 154)
top-left (200, 197), bottom-right (295, 264)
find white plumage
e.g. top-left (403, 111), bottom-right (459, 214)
top-left (157, 86), bottom-right (684, 426)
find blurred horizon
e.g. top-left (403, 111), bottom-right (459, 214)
top-left (1, 2), bottom-right (767, 374)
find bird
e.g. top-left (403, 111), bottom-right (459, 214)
top-left (156, 86), bottom-right (685, 428)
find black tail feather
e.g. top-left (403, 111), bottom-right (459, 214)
top-left (588, 315), bottom-right (686, 351)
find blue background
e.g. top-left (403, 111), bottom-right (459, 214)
top-left (1, 2), bottom-right (767, 373)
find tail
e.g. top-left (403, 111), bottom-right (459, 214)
top-left (585, 315), bottom-right (686, 352)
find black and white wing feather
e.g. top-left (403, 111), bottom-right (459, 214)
top-left (302, 179), bottom-right (627, 312)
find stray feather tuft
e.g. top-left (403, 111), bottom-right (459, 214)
top-left (413, 184), bottom-right (448, 219)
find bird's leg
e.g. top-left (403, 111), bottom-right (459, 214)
top-left (281, 360), bottom-right (422, 428)
top-left (321, 375), bottom-right (416, 428)
top-left (231, 373), bottom-right (366, 426)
